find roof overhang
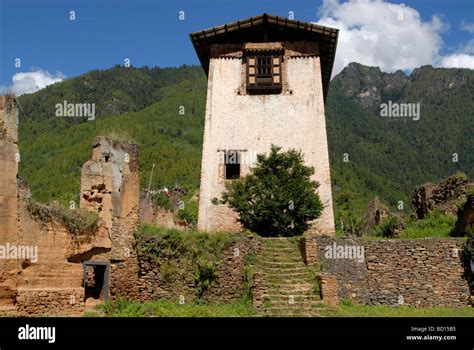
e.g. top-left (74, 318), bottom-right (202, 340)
top-left (189, 13), bottom-right (339, 101)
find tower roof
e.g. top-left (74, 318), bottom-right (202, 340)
top-left (189, 13), bottom-right (339, 100)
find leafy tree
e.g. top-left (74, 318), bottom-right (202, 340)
top-left (221, 145), bottom-right (323, 237)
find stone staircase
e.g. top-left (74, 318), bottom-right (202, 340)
top-left (252, 237), bottom-right (327, 317)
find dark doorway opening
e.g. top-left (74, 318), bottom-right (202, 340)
top-left (83, 261), bottom-right (110, 303)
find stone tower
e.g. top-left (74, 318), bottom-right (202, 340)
top-left (190, 14), bottom-right (338, 235)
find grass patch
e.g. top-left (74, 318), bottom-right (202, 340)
top-left (96, 298), bottom-right (256, 317)
top-left (89, 298), bottom-right (474, 317)
top-left (398, 209), bottom-right (457, 239)
top-left (26, 200), bottom-right (99, 236)
top-left (323, 302), bottom-right (474, 317)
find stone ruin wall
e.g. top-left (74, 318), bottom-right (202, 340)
top-left (136, 236), bottom-right (259, 304)
top-left (79, 136), bottom-right (140, 301)
top-left (0, 97), bottom-right (253, 315)
top-left (303, 236), bottom-right (472, 307)
top-left (0, 96), bottom-right (22, 314)
top-left (0, 97), bottom-right (84, 315)
top-left (0, 96), bottom-right (142, 315)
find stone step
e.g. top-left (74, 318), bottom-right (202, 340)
top-left (259, 256), bottom-right (302, 262)
top-left (260, 270), bottom-right (309, 276)
top-left (265, 281), bottom-right (315, 288)
top-left (265, 292), bottom-right (320, 300)
top-left (261, 242), bottom-right (297, 248)
top-left (260, 307), bottom-right (328, 317)
top-left (259, 256), bottom-right (304, 266)
top-left (261, 253), bottom-right (299, 258)
top-left (259, 301), bottom-right (325, 308)
top-left (259, 248), bottom-right (300, 254)
top-left (260, 246), bottom-right (298, 251)
top-left (265, 276), bottom-right (313, 282)
top-left (257, 303), bottom-right (327, 313)
top-left (259, 261), bottom-right (305, 267)
top-left (259, 268), bottom-right (309, 275)
top-left (261, 237), bottom-right (295, 241)
top-left (260, 305), bottom-right (327, 311)
top-left (264, 271), bottom-right (312, 277)
top-left (264, 294), bottom-right (322, 301)
top-left (266, 285), bottom-right (315, 294)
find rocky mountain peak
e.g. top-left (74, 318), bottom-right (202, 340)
top-left (331, 62), bottom-right (408, 109)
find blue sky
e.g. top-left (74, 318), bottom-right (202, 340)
top-left (1, 0), bottom-right (473, 94)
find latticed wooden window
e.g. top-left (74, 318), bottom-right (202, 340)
top-left (247, 54), bottom-right (282, 94)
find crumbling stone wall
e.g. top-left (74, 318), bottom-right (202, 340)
top-left (136, 237), bottom-right (258, 303)
top-left (304, 236), bottom-right (472, 307)
top-left (140, 197), bottom-right (187, 230)
top-left (454, 194), bottom-right (474, 236)
top-left (79, 136), bottom-right (141, 300)
top-left (14, 212), bottom-right (85, 315)
top-left (1, 99), bottom-right (85, 316)
top-left (16, 288), bottom-right (84, 316)
top-left (202, 237), bottom-right (259, 303)
top-left (0, 96), bottom-right (19, 311)
top-left (0, 107), bottom-right (143, 315)
top-left (412, 174), bottom-right (472, 219)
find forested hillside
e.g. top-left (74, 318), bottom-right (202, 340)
top-left (16, 63), bottom-right (474, 230)
top-left (18, 65), bottom-right (206, 203)
top-left (328, 63), bottom-right (474, 223)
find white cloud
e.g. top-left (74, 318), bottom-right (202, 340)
top-left (439, 53), bottom-right (474, 69)
top-left (3, 69), bottom-right (65, 96)
top-left (461, 20), bottom-right (474, 34)
top-left (316, 0), bottom-right (474, 75)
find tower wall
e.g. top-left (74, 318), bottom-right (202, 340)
top-left (198, 55), bottom-right (335, 235)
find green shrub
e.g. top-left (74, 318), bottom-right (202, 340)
top-left (374, 216), bottom-right (401, 238)
top-left (221, 145), bottom-right (323, 237)
top-left (176, 198), bottom-right (198, 228)
top-left (152, 192), bottom-right (173, 211)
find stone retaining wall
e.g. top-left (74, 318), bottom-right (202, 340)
top-left (303, 237), bottom-right (472, 307)
top-left (136, 237), bottom-right (258, 304)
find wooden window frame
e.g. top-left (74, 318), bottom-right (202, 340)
top-left (246, 52), bottom-right (282, 94)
